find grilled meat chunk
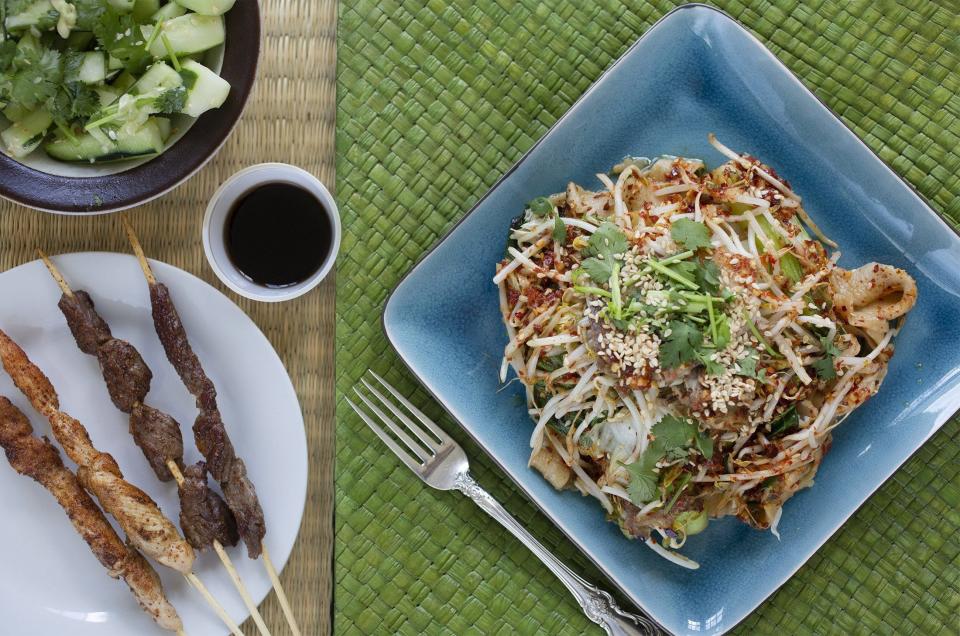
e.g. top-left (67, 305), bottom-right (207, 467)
top-left (195, 408), bottom-right (265, 558)
top-left (58, 291), bottom-right (112, 355)
top-left (178, 462), bottom-right (239, 549)
top-left (150, 283), bottom-right (215, 401)
top-left (98, 338), bottom-right (152, 413)
top-left (130, 403), bottom-right (184, 482)
top-left (0, 397), bottom-right (182, 631)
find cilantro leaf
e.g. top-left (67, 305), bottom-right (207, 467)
top-left (695, 259), bottom-right (721, 294)
top-left (650, 414), bottom-right (697, 451)
top-left (0, 40), bottom-right (16, 72)
top-left (737, 353), bottom-right (768, 383)
top-left (74, 0), bottom-right (108, 31)
top-left (579, 222), bottom-right (628, 282)
top-left (9, 46), bottom-right (61, 111)
top-left (671, 219), bottom-right (712, 251)
top-left (583, 222), bottom-right (628, 258)
top-left (153, 85), bottom-right (186, 114)
top-left (659, 320), bottom-right (702, 369)
top-left (623, 456), bottom-right (659, 504)
top-left (553, 216), bottom-right (566, 243)
top-left (94, 8), bottom-right (150, 75)
top-left (813, 335), bottom-right (840, 380)
top-left (695, 431), bottom-right (714, 459)
top-left (49, 81), bottom-right (100, 124)
top-left (699, 352), bottom-right (724, 376)
top-left (769, 405), bottom-right (799, 438)
top-left (579, 257), bottom-right (614, 283)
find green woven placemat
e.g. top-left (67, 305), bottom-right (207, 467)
top-left (335, 1), bottom-right (960, 634)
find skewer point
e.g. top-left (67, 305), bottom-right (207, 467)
top-left (37, 249), bottom-right (74, 297)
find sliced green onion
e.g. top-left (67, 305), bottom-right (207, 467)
top-left (780, 252), bottom-right (803, 283)
top-left (744, 313), bottom-right (782, 358)
top-left (609, 262), bottom-right (622, 319)
top-left (574, 285), bottom-right (612, 298)
top-left (647, 259), bottom-right (697, 289)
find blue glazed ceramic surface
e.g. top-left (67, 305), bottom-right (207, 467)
top-left (383, 5), bottom-right (960, 634)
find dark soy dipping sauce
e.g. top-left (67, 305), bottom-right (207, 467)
top-left (225, 182), bottom-right (331, 288)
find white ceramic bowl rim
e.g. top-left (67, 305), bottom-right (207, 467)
top-left (202, 163), bottom-right (340, 302)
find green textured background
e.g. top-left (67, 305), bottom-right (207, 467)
top-left (335, 1), bottom-right (960, 634)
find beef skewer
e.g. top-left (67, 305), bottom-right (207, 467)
top-left (40, 251), bottom-right (271, 636)
top-left (123, 217), bottom-right (302, 636)
top-left (0, 396), bottom-right (183, 633)
top-left (0, 328), bottom-right (243, 636)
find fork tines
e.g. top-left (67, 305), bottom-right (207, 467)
top-left (346, 371), bottom-right (447, 471)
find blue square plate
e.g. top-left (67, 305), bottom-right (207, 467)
top-left (383, 5), bottom-right (960, 634)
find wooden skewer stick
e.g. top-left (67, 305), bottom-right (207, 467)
top-left (124, 218), bottom-right (302, 636)
top-left (121, 214), bottom-right (157, 285)
top-left (168, 460), bottom-right (272, 636)
top-left (37, 251), bottom-right (248, 636)
top-left (261, 544), bottom-right (301, 636)
top-left (37, 249), bottom-right (73, 297)
top-left (184, 572), bottom-right (243, 636)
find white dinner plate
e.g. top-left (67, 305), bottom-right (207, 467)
top-left (0, 252), bottom-right (308, 635)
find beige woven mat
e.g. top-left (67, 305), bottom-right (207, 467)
top-left (0, 1), bottom-right (337, 633)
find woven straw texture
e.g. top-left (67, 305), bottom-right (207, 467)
top-left (335, 1), bottom-right (960, 634)
top-left (0, 1), bottom-right (336, 633)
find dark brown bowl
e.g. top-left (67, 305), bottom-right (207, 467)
top-left (0, 2), bottom-right (261, 214)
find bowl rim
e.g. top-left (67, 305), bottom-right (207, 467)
top-left (0, 2), bottom-right (262, 215)
top-left (380, 3), bottom-right (960, 633)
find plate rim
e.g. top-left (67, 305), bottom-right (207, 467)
top-left (0, 2), bottom-right (262, 215)
top-left (0, 250), bottom-right (309, 632)
top-left (380, 3), bottom-right (960, 633)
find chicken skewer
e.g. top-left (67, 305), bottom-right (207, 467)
top-left (123, 217), bottom-right (301, 636)
top-left (39, 250), bottom-right (272, 636)
top-left (0, 328), bottom-right (243, 636)
top-left (0, 396), bottom-right (184, 633)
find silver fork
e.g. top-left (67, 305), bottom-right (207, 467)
top-left (346, 370), bottom-right (660, 636)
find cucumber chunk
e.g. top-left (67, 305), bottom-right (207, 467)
top-left (68, 52), bottom-right (107, 85)
top-left (151, 2), bottom-right (187, 21)
top-left (2, 110), bottom-right (53, 158)
top-left (5, 0), bottom-right (57, 31)
top-left (180, 60), bottom-right (230, 117)
top-left (44, 118), bottom-right (165, 162)
top-left (174, 0), bottom-right (235, 16)
top-left (66, 30), bottom-right (94, 49)
top-left (111, 71), bottom-right (137, 93)
top-left (132, 0), bottom-right (161, 21)
top-left (141, 14), bottom-right (224, 58)
top-left (155, 116), bottom-right (172, 141)
top-left (2, 103), bottom-right (29, 123)
top-left (106, 0), bottom-right (135, 11)
top-left (131, 61), bottom-right (183, 95)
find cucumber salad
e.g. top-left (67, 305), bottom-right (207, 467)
top-left (0, 0), bottom-right (234, 164)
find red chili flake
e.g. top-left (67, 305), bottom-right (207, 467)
top-left (507, 289), bottom-right (520, 306)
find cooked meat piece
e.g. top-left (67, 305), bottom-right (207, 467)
top-left (194, 408), bottom-right (264, 557)
top-left (179, 461), bottom-right (239, 549)
top-left (0, 329), bottom-right (195, 575)
top-left (221, 458), bottom-right (265, 559)
top-left (130, 403), bottom-right (184, 482)
top-left (58, 290), bottom-right (112, 355)
top-left (97, 339), bottom-right (152, 413)
top-left (0, 397), bottom-right (182, 632)
top-left (150, 283), bottom-right (215, 400)
top-left (193, 408), bottom-right (236, 482)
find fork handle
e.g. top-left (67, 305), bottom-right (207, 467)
top-left (453, 473), bottom-right (658, 636)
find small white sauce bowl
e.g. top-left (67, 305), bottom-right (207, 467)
top-left (202, 163), bottom-right (340, 302)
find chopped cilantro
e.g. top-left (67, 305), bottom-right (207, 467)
top-left (528, 196), bottom-right (553, 216)
top-left (579, 222), bottom-right (628, 282)
top-left (671, 218), bottom-right (712, 251)
top-left (623, 455), bottom-right (659, 503)
top-left (813, 335), bottom-right (840, 380)
top-left (737, 353), bottom-right (768, 383)
top-left (769, 405), bottom-right (800, 437)
top-left (695, 430), bottom-right (714, 459)
top-left (553, 216), bottom-right (566, 243)
top-left (659, 320), bottom-right (702, 369)
top-left (93, 8), bottom-right (151, 75)
top-left (694, 259), bottom-right (721, 294)
top-left (699, 353), bottom-right (724, 376)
